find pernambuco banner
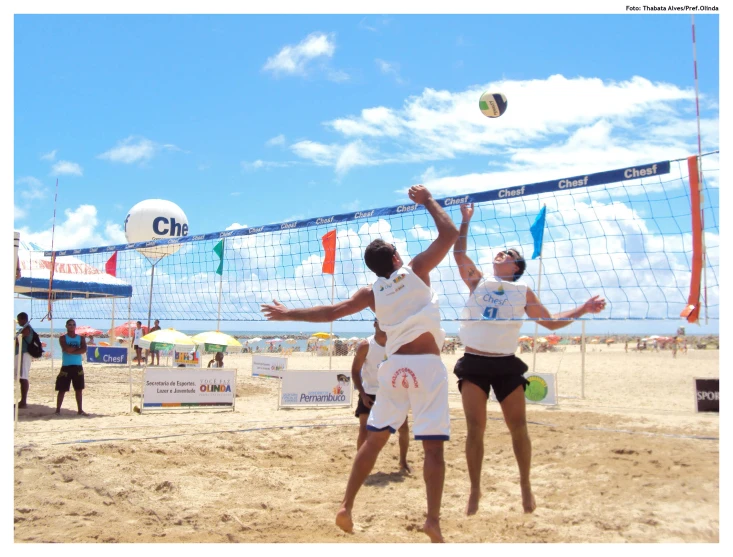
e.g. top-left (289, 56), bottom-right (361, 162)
top-left (279, 370), bottom-right (352, 408)
top-left (142, 367), bottom-right (236, 411)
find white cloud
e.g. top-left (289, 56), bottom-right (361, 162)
top-left (40, 149), bottom-right (57, 161)
top-left (14, 205), bottom-right (26, 220)
top-left (98, 136), bottom-right (179, 164)
top-left (15, 176), bottom-right (47, 200)
top-left (265, 134), bottom-right (286, 147)
top-left (241, 159), bottom-right (293, 171)
top-left (50, 160), bottom-right (83, 176)
top-left (292, 74), bottom-right (713, 178)
top-left (289, 140), bottom-right (377, 175)
top-left (375, 58), bottom-right (405, 85)
top-left (16, 204), bottom-right (126, 250)
top-left (263, 32), bottom-right (339, 77)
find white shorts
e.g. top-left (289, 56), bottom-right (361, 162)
top-left (366, 354), bottom-right (450, 441)
top-left (15, 354), bottom-right (31, 380)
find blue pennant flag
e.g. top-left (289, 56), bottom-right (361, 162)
top-left (529, 206), bottom-right (547, 260)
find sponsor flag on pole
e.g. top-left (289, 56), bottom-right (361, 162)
top-left (106, 252), bottom-right (118, 277)
top-left (321, 229), bottom-right (337, 274)
top-left (529, 205), bottom-right (547, 260)
top-left (213, 240), bottom-right (225, 275)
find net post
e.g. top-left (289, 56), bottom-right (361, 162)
top-left (581, 321), bottom-right (586, 400)
top-left (328, 273), bottom-right (335, 371)
top-left (128, 296), bottom-right (133, 414)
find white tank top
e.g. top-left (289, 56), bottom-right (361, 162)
top-left (459, 277), bottom-right (527, 354)
top-left (373, 266), bottom-right (445, 357)
top-left (361, 335), bottom-right (387, 395)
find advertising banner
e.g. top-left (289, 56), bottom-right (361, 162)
top-left (694, 378), bottom-right (719, 413)
top-left (142, 367), bottom-right (236, 411)
top-left (490, 372), bottom-right (557, 405)
top-left (279, 370), bottom-right (352, 408)
top-left (252, 355), bottom-right (287, 379)
top-left (86, 346), bottom-right (128, 364)
top-left (174, 350), bottom-right (201, 367)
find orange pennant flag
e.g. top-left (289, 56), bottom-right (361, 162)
top-left (321, 229), bottom-right (337, 274)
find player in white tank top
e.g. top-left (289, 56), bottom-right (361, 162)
top-left (453, 202), bottom-right (607, 517)
top-left (262, 184), bottom-right (458, 542)
top-left (351, 320), bottom-right (411, 473)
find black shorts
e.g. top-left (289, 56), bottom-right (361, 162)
top-left (55, 365), bottom-right (85, 392)
top-left (453, 353), bottom-right (529, 402)
top-left (355, 393), bottom-right (376, 417)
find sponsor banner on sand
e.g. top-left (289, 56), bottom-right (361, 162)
top-left (490, 372), bottom-right (557, 405)
top-left (279, 370), bottom-right (352, 408)
top-left (252, 355), bottom-right (287, 379)
top-left (142, 367), bottom-right (236, 411)
top-left (86, 346), bottom-right (128, 364)
top-left (694, 378), bottom-right (719, 413)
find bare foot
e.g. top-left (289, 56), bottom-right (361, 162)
top-left (466, 490), bottom-right (481, 516)
top-left (335, 507), bottom-right (353, 534)
top-left (422, 517), bottom-right (444, 543)
top-left (77, 410), bottom-right (89, 416)
top-left (399, 461), bottom-right (413, 475)
top-left (18, 402), bottom-right (28, 409)
top-left (54, 410), bottom-right (60, 415)
top-left (521, 483), bottom-right (536, 513)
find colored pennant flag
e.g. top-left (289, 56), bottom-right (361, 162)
top-left (321, 229), bottom-right (337, 274)
top-left (105, 251), bottom-right (118, 277)
top-left (529, 205), bottom-right (547, 260)
top-left (213, 239), bottom-right (225, 275)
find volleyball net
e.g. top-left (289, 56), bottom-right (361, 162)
top-left (22, 153), bottom-right (719, 326)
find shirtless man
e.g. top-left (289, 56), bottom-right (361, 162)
top-left (262, 185), bottom-right (458, 542)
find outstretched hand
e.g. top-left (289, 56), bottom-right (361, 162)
top-left (408, 184), bottom-right (433, 205)
top-left (459, 202), bottom-right (474, 222)
top-left (583, 295), bottom-right (607, 314)
top-left (261, 299), bottom-right (290, 321)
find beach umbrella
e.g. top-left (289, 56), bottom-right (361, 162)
top-left (191, 331), bottom-right (243, 353)
top-left (248, 337), bottom-right (263, 343)
top-left (348, 337), bottom-right (360, 342)
top-left (138, 328), bottom-right (196, 352)
top-left (284, 338), bottom-right (298, 344)
top-left (536, 337), bottom-right (548, 344)
top-left (75, 325), bottom-right (103, 337)
top-left (312, 332), bottom-right (332, 339)
top-left (605, 338), bottom-right (615, 344)
top-left (590, 338), bottom-right (600, 344)
top-left (546, 334), bottom-right (561, 345)
top-left (112, 321), bottom-right (149, 338)
top-left (266, 338), bottom-right (283, 344)
top-left (518, 336), bottom-right (532, 342)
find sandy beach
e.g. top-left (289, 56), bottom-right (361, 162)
top-left (13, 344), bottom-right (719, 543)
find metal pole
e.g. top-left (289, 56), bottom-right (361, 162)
top-left (328, 273), bottom-right (335, 371)
top-left (128, 296), bottom-right (132, 414)
top-left (146, 262), bottom-right (156, 331)
top-left (580, 321), bottom-right (586, 400)
top-left (531, 255), bottom-right (543, 374)
top-left (216, 239), bottom-right (225, 331)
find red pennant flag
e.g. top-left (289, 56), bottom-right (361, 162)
top-left (106, 252), bottom-right (118, 277)
top-left (321, 230), bottom-right (337, 274)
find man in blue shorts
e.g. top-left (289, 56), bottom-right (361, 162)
top-left (56, 319), bottom-right (88, 416)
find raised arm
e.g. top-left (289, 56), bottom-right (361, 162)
top-left (408, 185), bottom-right (460, 285)
top-left (453, 203), bottom-right (483, 293)
top-left (525, 289), bottom-right (607, 331)
top-left (261, 286), bottom-right (374, 323)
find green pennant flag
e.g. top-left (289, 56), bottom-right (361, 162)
top-left (213, 239), bottom-right (224, 275)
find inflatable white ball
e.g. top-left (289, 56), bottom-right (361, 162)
top-left (124, 199), bottom-right (189, 260)
top-left (479, 92), bottom-right (508, 118)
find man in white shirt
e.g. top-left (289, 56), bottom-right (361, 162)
top-left (351, 319), bottom-right (411, 474)
top-left (453, 202), bottom-right (606, 516)
top-left (262, 185), bottom-right (458, 542)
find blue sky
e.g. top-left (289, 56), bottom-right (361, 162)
top-left (10, 9), bottom-right (721, 335)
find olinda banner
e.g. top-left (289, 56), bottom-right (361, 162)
top-left (142, 367), bottom-right (236, 411)
top-left (86, 346), bottom-right (128, 364)
top-left (279, 370), bottom-right (352, 408)
top-left (252, 355), bottom-right (287, 379)
top-left (490, 372), bottom-right (557, 405)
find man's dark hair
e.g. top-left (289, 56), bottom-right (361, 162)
top-left (364, 239), bottom-right (396, 278)
top-left (136, 321), bottom-right (142, 325)
top-left (65, 318), bottom-right (76, 326)
top-left (507, 248), bottom-right (526, 282)
top-left (17, 312), bottom-right (28, 320)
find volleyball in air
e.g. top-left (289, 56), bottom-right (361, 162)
top-left (479, 92), bottom-right (508, 118)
